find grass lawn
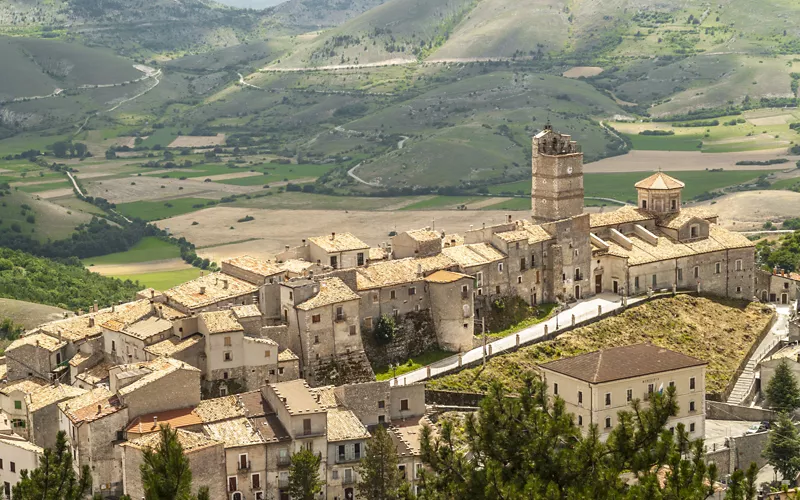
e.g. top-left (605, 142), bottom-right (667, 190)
top-left (115, 268), bottom-right (203, 291)
top-left (769, 177), bottom-right (800, 191)
top-left (218, 164), bottom-right (336, 186)
top-left (116, 198), bottom-right (213, 221)
top-left (373, 349), bottom-right (455, 381)
top-left (429, 295), bottom-right (774, 397)
top-left (81, 237), bottom-right (181, 266)
top-left (479, 197), bottom-right (530, 211)
top-left (140, 127), bottom-right (180, 149)
top-left (486, 303), bottom-right (557, 339)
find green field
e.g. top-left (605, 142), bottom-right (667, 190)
top-left (115, 198), bottom-right (214, 221)
top-left (0, 191), bottom-right (91, 240)
top-left (16, 181), bottom-right (71, 193)
top-left (218, 164), bottom-right (336, 186)
top-left (82, 237), bottom-right (181, 266)
top-left (140, 127), bottom-right (181, 149)
top-left (115, 268), bottom-right (204, 291)
top-left (768, 177), bottom-right (800, 191)
top-left (373, 349), bottom-right (455, 381)
top-left (625, 133), bottom-right (704, 152)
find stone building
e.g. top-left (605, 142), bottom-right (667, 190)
top-left (755, 268), bottom-right (800, 305)
top-left (531, 125), bottom-right (584, 223)
top-left (0, 433), bottom-right (43, 498)
top-left (120, 429), bottom-right (227, 500)
top-left (326, 408), bottom-right (370, 500)
top-left (5, 333), bottom-right (67, 383)
top-left (391, 228), bottom-right (445, 259)
top-left (540, 344), bottom-right (707, 440)
top-left (308, 232), bottom-right (370, 270)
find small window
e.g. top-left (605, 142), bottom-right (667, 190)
top-left (228, 477), bottom-right (237, 492)
top-left (378, 400), bottom-right (385, 409)
top-left (265, 350), bottom-right (271, 358)
top-left (677, 268), bottom-right (683, 282)
top-left (498, 263), bottom-right (504, 272)
top-left (461, 285), bottom-right (469, 299)
top-left (495, 285), bottom-right (501, 294)
top-left (408, 287), bottom-right (416, 296)
top-left (635, 276), bottom-right (640, 289)
top-left (689, 401), bottom-right (696, 412)
top-left (641, 199), bottom-right (647, 210)
top-left (735, 259), bottom-right (743, 271)
top-left (349, 325), bottom-right (357, 336)
top-left (357, 252), bottom-right (365, 266)
top-left (398, 464), bottom-right (406, 479)
top-left (553, 383), bottom-right (558, 395)
top-left (14, 401), bottom-right (21, 410)
top-left (520, 257), bottom-right (526, 270)
top-left (690, 422), bottom-right (696, 433)
top-left (668, 381), bottom-right (674, 388)
top-left (400, 399), bottom-right (409, 411)
top-left (626, 389), bottom-right (632, 402)
top-left (278, 367), bottom-right (284, 375)
top-left (378, 415), bottom-right (385, 424)
top-left (652, 274), bottom-right (657, 288)
top-left (314, 335), bottom-right (320, 345)
top-left (223, 371), bottom-right (229, 380)
top-left (224, 336), bottom-right (232, 346)
top-left (390, 290), bottom-right (396, 300)
top-left (393, 309), bottom-right (399, 318)
top-left (690, 225), bottom-right (699, 238)
top-left (690, 377), bottom-right (696, 390)
top-left (335, 307), bottom-right (344, 321)
top-left (10, 462), bottom-right (15, 473)
top-left (605, 417), bottom-right (611, 429)
top-left (332, 469), bottom-right (339, 480)
top-left (517, 276), bottom-right (522, 284)
top-left (648, 383), bottom-right (654, 395)
top-left (577, 391), bottom-right (583, 404)
top-left (693, 266), bottom-right (700, 279)
top-left (364, 317), bottom-right (373, 329)
top-left (303, 418), bottom-right (312, 435)
top-left (736, 286), bottom-right (742, 293)
top-left (671, 199), bottom-right (677, 210)
top-left (224, 352), bottom-right (232, 362)
top-left (312, 314), bottom-right (321, 323)
top-left (604, 393), bottom-right (611, 406)
top-left (252, 473), bottom-right (261, 489)
top-left (578, 415), bottom-right (583, 426)
top-left (475, 272), bottom-right (484, 287)
top-left (715, 262), bottom-right (721, 274)
top-left (269, 369), bottom-right (275, 375)
top-left (372, 293), bottom-right (379, 304)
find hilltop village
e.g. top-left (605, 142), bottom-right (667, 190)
top-left (0, 127), bottom-right (797, 499)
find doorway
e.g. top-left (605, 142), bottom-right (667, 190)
top-left (782, 293), bottom-right (789, 305)
top-left (595, 275), bottom-right (602, 294)
top-left (574, 285), bottom-right (581, 300)
top-left (761, 290), bottom-right (768, 302)
top-left (612, 280), bottom-right (619, 294)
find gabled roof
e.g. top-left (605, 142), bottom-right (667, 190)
top-left (0, 378), bottom-right (48, 396)
top-left (442, 243), bottom-right (506, 267)
top-left (198, 310), bottom-right (243, 334)
top-left (60, 388), bottom-right (123, 425)
top-left (404, 229), bottom-right (442, 242)
top-left (123, 429), bottom-right (221, 453)
top-left (425, 270), bottom-right (472, 284)
top-left (657, 206), bottom-right (717, 231)
top-left (6, 332), bottom-right (66, 353)
top-left (144, 334), bottom-right (203, 358)
top-left (355, 255), bottom-right (456, 290)
top-left (165, 272), bottom-right (257, 310)
top-left (635, 172), bottom-right (685, 190)
top-left (203, 417), bottom-right (265, 447)
top-left (269, 380), bottom-right (324, 416)
top-left (539, 344), bottom-right (706, 384)
top-left (194, 395), bottom-right (245, 423)
top-left (296, 278), bottom-right (360, 311)
top-left (589, 206), bottom-right (653, 228)
top-left (308, 232), bottom-right (369, 253)
top-left (117, 358), bottom-right (200, 398)
top-left (27, 384), bottom-right (86, 413)
top-left (327, 408), bottom-right (370, 442)
top-left (126, 407), bottom-right (202, 434)
top-left (222, 255), bottom-right (283, 278)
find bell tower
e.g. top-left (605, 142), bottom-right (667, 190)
top-left (531, 125), bottom-right (584, 223)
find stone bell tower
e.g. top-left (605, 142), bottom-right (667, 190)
top-left (531, 125), bottom-right (584, 223)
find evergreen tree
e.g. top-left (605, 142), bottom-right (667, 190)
top-left (358, 425), bottom-right (404, 500)
top-left (766, 359), bottom-right (800, 412)
top-left (418, 375), bottom-right (718, 499)
top-left (764, 412), bottom-right (800, 482)
top-left (140, 425), bottom-right (194, 500)
top-left (725, 462), bottom-right (758, 500)
top-left (289, 448), bottom-right (324, 500)
top-left (12, 430), bottom-right (92, 500)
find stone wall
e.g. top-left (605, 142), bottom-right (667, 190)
top-left (425, 389), bottom-right (484, 408)
top-left (30, 403), bottom-right (63, 449)
top-left (261, 325), bottom-right (291, 351)
top-left (704, 448), bottom-right (731, 476)
top-left (362, 310), bottom-right (439, 369)
top-left (308, 350), bottom-right (374, 387)
top-left (706, 401), bottom-right (775, 422)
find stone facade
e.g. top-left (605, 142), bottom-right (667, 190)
top-left (755, 268), bottom-right (800, 304)
top-left (531, 125), bottom-right (584, 223)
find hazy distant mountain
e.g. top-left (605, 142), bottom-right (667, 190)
top-left (268, 0), bottom-right (391, 29)
top-left (214, 0), bottom-right (286, 8)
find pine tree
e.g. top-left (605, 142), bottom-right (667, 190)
top-left (766, 359), bottom-right (800, 412)
top-left (419, 374), bottom-right (719, 499)
top-left (358, 425), bottom-right (404, 500)
top-left (140, 425), bottom-right (194, 500)
top-left (289, 448), bottom-right (324, 500)
top-left (12, 430), bottom-right (92, 500)
top-left (764, 412), bottom-right (800, 482)
top-left (725, 462), bottom-right (758, 500)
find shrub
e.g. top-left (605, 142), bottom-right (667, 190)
top-left (373, 315), bottom-right (396, 345)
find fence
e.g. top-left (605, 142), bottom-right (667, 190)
top-left (390, 291), bottom-right (698, 386)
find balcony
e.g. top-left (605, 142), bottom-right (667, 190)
top-left (342, 476), bottom-right (356, 485)
top-left (237, 460), bottom-right (251, 471)
top-left (336, 453), bottom-right (362, 464)
top-left (277, 456), bottom-right (291, 467)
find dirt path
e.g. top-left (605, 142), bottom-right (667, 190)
top-left (466, 197), bottom-right (512, 209)
top-left (693, 190), bottom-right (800, 230)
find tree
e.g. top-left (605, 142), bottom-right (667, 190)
top-left (358, 425), bottom-right (404, 500)
top-left (764, 412), bottom-right (800, 482)
top-left (140, 425), bottom-right (194, 500)
top-left (766, 359), bottom-right (800, 412)
top-left (418, 375), bottom-right (718, 499)
top-left (289, 448), bottom-right (324, 500)
top-left (725, 462), bottom-right (758, 500)
top-left (12, 430), bottom-right (92, 500)
top-left (373, 314), bottom-right (396, 345)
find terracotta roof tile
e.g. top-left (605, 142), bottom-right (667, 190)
top-left (117, 358), bottom-right (199, 398)
top-left (308, 232), bottom-right (369, 253)
top-left (198, 310), bottom-right (243, 334)
top-left (657, 207), bottom-right (717, 231)
top-left (279, 259), bottom-right (314, 274)
top-left (232, 305), bottom-right (261, 319)
top-left (126, 407), bottom-right (203, 434)
top-left (27, 384), bottom-right (86, 412)
top-left (590, 206), bottom-right (653, 228)
top-left (405, 229), bottom-right (442, 242)
top-left (269, 380), bottom-right (324, 416)
top-left (60, 387), bottom-right (123, 424)
top-left (0, 378), bottom-right (48, 396)
top-left (165, 272), bottom-right (257, 310)
top-left (540, 344), bottom-right (706, 383)
top-left (7, 333), bottom-right (66, 353)
top-left (327, 408), bottom-right (370, 442)
top-left (425, 270), bottom-right (472, 284)
top-left (635, 172), bottom-right (685, 190)
top-left (296, 278), bottom-right (360, 311)
top-left (250, 414), bottom-right (291, 443)
top-left (144, 334), bottom-right (203, 358)
top-left (194, 395), bottom-right (245, 423)
top-left (223, 255), bottom-right (283, 278)
top-left (204, 417), bottom-right (265, 447)
top-left (442, 243), bottom-right (506, 267)
top-left (356, 255), bottom-right (456, 290)
top-left (123, 429), bottom-right (221, 453)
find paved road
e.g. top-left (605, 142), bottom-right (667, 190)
top-left (392, 293), bottom-right (638, 386)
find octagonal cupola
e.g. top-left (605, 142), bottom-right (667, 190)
top-left (635, 171), bottom-right (684, 214)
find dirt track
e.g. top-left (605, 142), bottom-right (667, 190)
top-left (694, 190), bottom-right (800, 230)
top-left (84, 258), bottom-right (192, 276)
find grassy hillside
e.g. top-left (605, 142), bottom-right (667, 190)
top-left (0, 298), bottom-right (67, 330)
top-left (429, 295), bottom-right (775, 397)
top-left (267, 0), bottom-right (391, 29)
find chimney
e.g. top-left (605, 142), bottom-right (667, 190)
top-left (223, 279), bottom-right (229, 290)
top-left (112, 305), bottom-right (115, 312)
top-left (200, 286), bottom-right (206, 295)
top-left (89, 317), bottom-right (95, 328)
top-left (507, 214), bottom-right (512, 223)
top-left (58, 331), bottom-right (62, 342)
top-left (158, 306), bottom-right (163, 319)
top-left (94, 301), bottom-right (99, 313)
top-left (302, 239), bottom-right (307, 246)
top-left (285, 245), bottom-right (290, 250)
top-left (97, 404), bottom-right (102, 414)
top-left (150, 290), bottom-right (155, 299)
top-left (331, 232), bottom-right (336, 240)
top-left (431, 219), bottom-right (435, 231)
top-left (154, 416), bottom-right (158, 427)
top-left (417, 264), bottom-right (423, 277)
